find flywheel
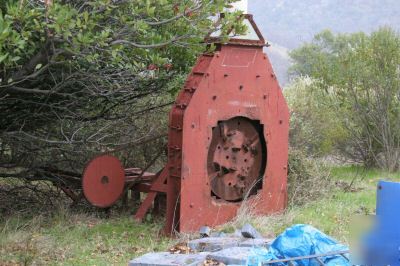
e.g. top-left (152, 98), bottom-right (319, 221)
top-left (82, 155), bottom-right (125, 208)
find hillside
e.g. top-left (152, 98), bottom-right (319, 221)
top-left (249, 0), bottom-right (400, 85)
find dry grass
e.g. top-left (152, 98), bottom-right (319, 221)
top-left (287, 148), bottom-right (333, 206)
top-left (220, 164), bottom-right (400, 245)
top-left (1, 164), bottom-right (398, 265)
top-left (0, 208), bottom-right (174, 266)
top-left (218, 150), bottom-right (333, 238)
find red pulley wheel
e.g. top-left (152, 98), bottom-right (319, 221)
top-left (82, 155), bottom-right (125, 208)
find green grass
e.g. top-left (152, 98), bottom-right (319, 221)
top-left (1, 165), bottom-right (400, 265)
top-left (330, 164), bottom-right (400, 181)
top-left (308, 166), bottom-right (398, 238)
top-left (221, 165), bottom-right (400, 243)
top-left (0, 212), bottom-right (173, 265)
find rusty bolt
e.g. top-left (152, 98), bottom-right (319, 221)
top-left (224, 73), bottom-right (229, 77)
top-left (239, 85), bottom-right (243, 90)
top-left (212, 95), bottom-right (217, 100)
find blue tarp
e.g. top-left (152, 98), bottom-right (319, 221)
top-left (247, 224), bottom-right (350, 266)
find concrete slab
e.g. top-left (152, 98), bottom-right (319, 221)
top-left (241, 224), bottom-right (263, 239)
top-left (199, 226), bottom-right (211, 237)
top-left (210, 231), bottom-right (226, 238)
top-left (188, 237), bottom-right (241, 252)
top-left (233, 229), bottom-right (242, 238)
top-left (239, 238), bottom-right (273, 248)
top-left (128, 252), bottom-right (209, 266)
top-left (207, 247), bottom-right (255, 265)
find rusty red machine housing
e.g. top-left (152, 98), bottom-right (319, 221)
top-left (82, 15), bottom-right (289, 235)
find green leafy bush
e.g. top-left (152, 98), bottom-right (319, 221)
top-left (0, 0), bottom-right (244, 184)
top-left (284, 77), bottom-right (348, 156)
top-left (290, 28), bottom-right (400, 170)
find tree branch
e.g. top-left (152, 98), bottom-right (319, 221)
top-left (144, 4), bottom-right (202, 26)
top-left (111, 35), bottom-right (193, 48)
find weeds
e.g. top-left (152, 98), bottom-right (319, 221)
top-left (0, 207), bottom-right (173, 265)
top-left (1, 165), bottom-right (399, 265)
top-left (287, 148), bottom-right (333, 206)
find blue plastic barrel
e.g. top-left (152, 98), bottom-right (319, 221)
top-left (376, 180), bottom-right (400, 230)
top-left (362, 180), bottom-right (400, 265)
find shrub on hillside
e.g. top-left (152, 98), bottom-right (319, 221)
top-left (290, 28), bottom-right (400, 171)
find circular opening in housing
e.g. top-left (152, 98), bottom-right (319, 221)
top-left (207, 117), bottom-right (267, 202)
